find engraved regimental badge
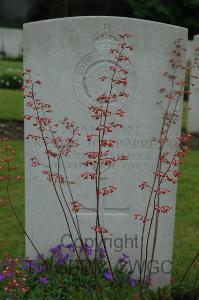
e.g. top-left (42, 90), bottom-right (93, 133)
top-left (74, 24), bottom-right (137, 107)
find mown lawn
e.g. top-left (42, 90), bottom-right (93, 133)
top-left (0, 59), bottom-right (22, 73)
top-left (0, 140), bottom-right (198, 286)
top-left (0, 88), bottom-right (23, 120)
top-left (0, 140), bottom-right (24, 258)
top-left (173, 151), bottom-right (199, 286)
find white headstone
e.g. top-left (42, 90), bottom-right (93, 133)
top-left (188, 34), bottom-right (199, 134)
top-left (24, 17), bottom-right (187, 287)
top-left (186, 39), bottom-right (194, 62)
top-left (0, 28), bottom-right (22, 58)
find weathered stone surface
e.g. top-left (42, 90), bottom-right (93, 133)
top-left (188, 34), bottom-right (199, 134)
top-left (0, 28), bottom-right (22, 58)
top-left (24, 17), bottom-right (187, 287)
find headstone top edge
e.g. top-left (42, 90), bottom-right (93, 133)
top-left (0, 27), bottom-right (22, 32)
top-left (23, 16), bottom-right (188, 32)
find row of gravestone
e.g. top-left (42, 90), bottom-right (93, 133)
top-left (0, 28), bottom-right (23, 58)
top-left (188, 35), bottom-right (199, 134)
top-left (22, 17), bottom-right (197, 288)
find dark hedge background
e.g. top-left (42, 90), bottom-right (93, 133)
top-left (0, 0), bottom-right (198, 38)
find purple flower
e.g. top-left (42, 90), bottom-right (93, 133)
top-left (104, 271), bottom-right (113, 281)
top-left (23, 258), bottom-right (36, 270)
top-left (99, 247), bottom-right (106, 258)
top-left (3, 271), bottom-right (13, 278)
top-left (36, 254), bottom-right (44, 261)
top-left (128, 278), bottom-right (137, 288)
top-left (50, 244), bottom-right (62, 255)
top-left (56, 257), bottom-right (65, 265)
top-left (118, 253), bottom-right (129, 264)
top-left (0, 273), bottom-right (4, 282)
top-left (56, 253), bottom-right (70, 265)
top-left (81, 244), bottom-right (92, 257)
top-left (23, 257), bottom-right (45, 274)
top-left (33, 264), bottom-right (45, 274)
top-left (39, 277), bottom-right (49, 285)
top-left (65, 243), bottom-right (74, 252)
top-left (50, 243), bottom-right (72, 265)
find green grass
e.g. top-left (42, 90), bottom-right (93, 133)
top-left (0, 141), bottom-right (198, 286)
top-left (172, 151), bottom-right (199, 286)
top-left (0, 59), bottom-right (22, 73)
top-left (0, 88), bottom-right (23, 120)
top-left (0, 140), bottom-right (24, 258)
top-left (0, 59), bottom-right (23, 121)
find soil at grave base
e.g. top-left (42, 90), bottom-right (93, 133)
top-left (188, 132), bottom-right (199, 150)
top-left (0, 120), bottom-right (199, 150)
top-left (173, 291), bottom-right (199, 300)
top-left (0, 120), bottom-right (23, 140)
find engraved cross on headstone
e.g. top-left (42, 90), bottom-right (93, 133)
top-left (78, 177), bottom-right (130, 224)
